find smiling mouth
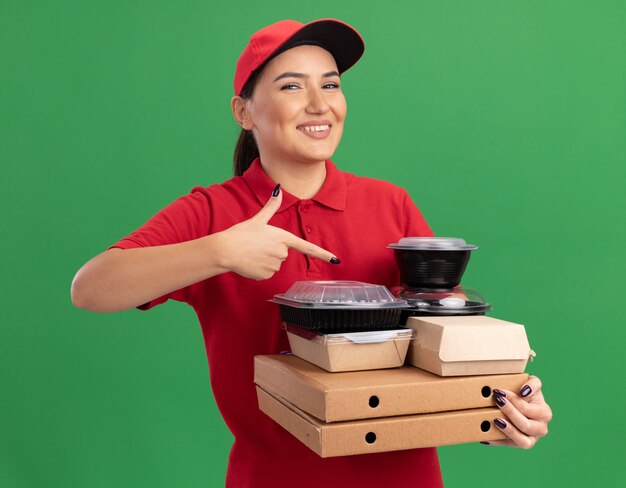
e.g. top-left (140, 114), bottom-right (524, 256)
top-left (298, 124), bottom-right (331, 133)
top-left (297, 124), bottom-right (332, 139)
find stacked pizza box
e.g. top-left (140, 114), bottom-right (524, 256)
top-left (254, 238), bottom-right (535, 457)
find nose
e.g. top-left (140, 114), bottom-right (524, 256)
top-left (305, 87), bottom-right (329, 115)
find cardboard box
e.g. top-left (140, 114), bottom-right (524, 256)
top-left (254, 354), bottom-right (528, 422)
top-left (257, 386), bottom-right (507, 457)
top-left (405, 316), bottom-right (535, 376)
top-left (285, 325), bottom-right (412, 372)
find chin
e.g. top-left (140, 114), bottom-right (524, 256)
top-left (299, 152), bottom-right (335, 164)
top-left (301, 145), bottom-right (338, 163)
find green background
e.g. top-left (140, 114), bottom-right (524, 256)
top-left (2, 1), bottom-right (624, 486)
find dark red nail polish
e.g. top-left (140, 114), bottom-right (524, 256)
top-left (495, 395), bottom-right (506, 407)
top-left (330, 257), bottom-right (341, 264)
top-left (493, 389), bottom-right (506, 397)
top-left (272, 184), bottom-right (281, 197)
top-left (494, 418), bottom-right (507, 429)
top-left (520, 385), bottom-right (532, 397)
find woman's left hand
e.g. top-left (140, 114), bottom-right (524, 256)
top-left (486, 376), bottom-right (553, 449)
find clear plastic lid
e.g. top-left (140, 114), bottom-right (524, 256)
top-left (273, 281), bottom-right (408, 309)
top-left (396, 286), bottom-right (491, 314)
top-left (388, 237), bottom-right (478, 250)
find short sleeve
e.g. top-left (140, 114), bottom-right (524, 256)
top-left (402, 190), bottom-right (435, 237)
top-left (108, 187), bottom-right (211, 310)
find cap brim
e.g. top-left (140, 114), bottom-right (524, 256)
top-left (273, 19), bottom-right (365, 74)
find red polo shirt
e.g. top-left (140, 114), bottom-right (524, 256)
top-left (110, 159), bottom-right (442, 488)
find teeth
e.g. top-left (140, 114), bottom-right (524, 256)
top-left (300, 125), bottom-right (330, 132)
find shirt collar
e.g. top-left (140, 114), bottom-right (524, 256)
top-left (242, 158), bottom-right (347, 212)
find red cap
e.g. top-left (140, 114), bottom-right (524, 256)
top-left (233, 19), bottom-right (365, 96)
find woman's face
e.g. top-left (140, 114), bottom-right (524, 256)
top-left (242, 45), bottom-right (347, 167)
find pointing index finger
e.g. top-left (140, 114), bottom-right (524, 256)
top-left (280, 230), bottom-right (339, 264)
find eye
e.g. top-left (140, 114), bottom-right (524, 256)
top-left (323, 82), bottom-right (340, 89)
top-left (280, 83), bottom-right (300, 91)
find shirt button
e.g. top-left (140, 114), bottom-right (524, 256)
top-left (305, 226), bottom-right (312, 233)
top-left (301, 206), bottom-right (309, 213)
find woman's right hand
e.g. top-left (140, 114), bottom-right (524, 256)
top-left (71, 185), bottom-right (338, 312)
top-left (212, 185), bottom-right (339, 280)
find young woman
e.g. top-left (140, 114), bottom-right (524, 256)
top-left (71, 19), bottom-right (552, 488)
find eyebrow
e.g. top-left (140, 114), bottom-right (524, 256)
top-left (273, 71), bottom-right (340, 82)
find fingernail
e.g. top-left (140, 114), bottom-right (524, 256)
top-left (272, 184), bottom-right (281, 197)
top-left (494, 395), bottom-right (506, 407)
top-left (494, 418), bottom-right (507, 429)
top-left (480, 441), bottom-right (490, 445)
top-left (330, 257), bottom-right (341, 264)
top-left (492, 389), bottom-right (506, 397)
top-left (520, 385), bottom-right (532, 397)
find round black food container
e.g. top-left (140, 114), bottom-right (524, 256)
top-left (394, 286), bottom-right (491, 325)
top-left (277, 306), bottom-right (403, 334)
top-left (388, 237), bottom-right (478, 289)
top-left (272, 281), bottom-right (407, 334)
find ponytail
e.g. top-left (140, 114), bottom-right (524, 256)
top-left (233, 129), bottom-right (259, 176)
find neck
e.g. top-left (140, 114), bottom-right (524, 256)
top-left (260, 158), bottom-right (327, 199)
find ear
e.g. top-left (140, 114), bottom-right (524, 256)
top-left (231, 96), bottom-right (254, 130)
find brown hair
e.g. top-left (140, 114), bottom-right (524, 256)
top-left (233, 68), bottom-right (263, 177)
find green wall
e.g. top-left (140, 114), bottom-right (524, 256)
top-left (2, 1), bottom-right (624, 486)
